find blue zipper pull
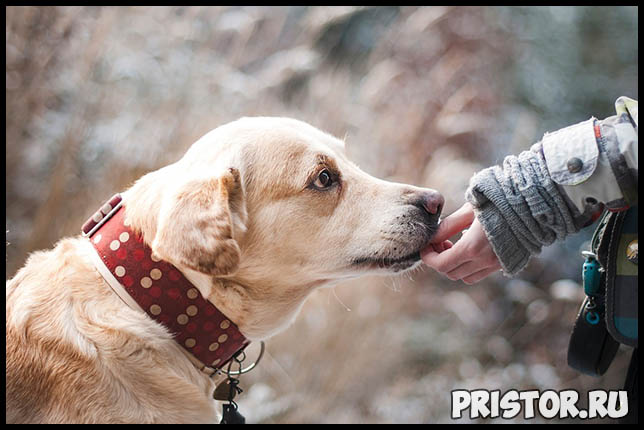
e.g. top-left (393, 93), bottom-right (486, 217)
top-left (581, 251), bottom-right (602, 297)
top-left (581, 251), bottom-right (603, 325)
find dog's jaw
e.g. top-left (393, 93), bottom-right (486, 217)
top-left (351, 250), bottom-right (423, 273)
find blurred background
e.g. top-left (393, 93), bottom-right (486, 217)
top-left (6, 6), bottom-right (638, 423)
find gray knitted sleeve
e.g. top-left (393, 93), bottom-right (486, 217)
top-left (465, 142), bottom-right (581, 276)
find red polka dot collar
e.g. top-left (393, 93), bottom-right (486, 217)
top-left (82, 194), bottom-right (250, 374)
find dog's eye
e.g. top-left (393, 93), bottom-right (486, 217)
top-left (312, 169), bottom-right (334, 190)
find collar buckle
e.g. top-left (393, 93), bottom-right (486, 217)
top-left (81, 194), bottom-right (123, 237)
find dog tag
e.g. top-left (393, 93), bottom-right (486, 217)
top-left (220, 403), bottom-right (246, 424)
top-left (214, 379), bottom-right (236, 402)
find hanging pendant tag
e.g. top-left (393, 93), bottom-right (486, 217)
top-left (214, 379), bottom-right (236, 402)
top-left (220, 403), bottom-right (246, 424)
top-left (217, 376), bottom-right (244, 423)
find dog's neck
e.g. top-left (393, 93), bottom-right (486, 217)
top-left (182, 269), bottom-right (321, 340)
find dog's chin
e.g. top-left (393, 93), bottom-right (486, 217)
top-left (352, 250), bottom-right (422, 274)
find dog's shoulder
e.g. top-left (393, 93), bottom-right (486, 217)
top-left (7, 237), bottom-right (107, 422)
top-left (6, 237), bottom-right (219, 423)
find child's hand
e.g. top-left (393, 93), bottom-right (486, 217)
top-left (421, 203), bottom-right (502, 284)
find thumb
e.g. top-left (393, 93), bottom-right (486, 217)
top-left (430, 202), bottom-right (475, 243)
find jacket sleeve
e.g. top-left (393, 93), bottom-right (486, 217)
top-left (465, 97), bottom-right (638, 276)
top-left (544, 96), bottom-right (638, 214)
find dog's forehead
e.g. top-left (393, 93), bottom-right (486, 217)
top-left (183, 117), bottom-right (348, 196)
top-left (248, 117), bottom-right (345, 155)
top-left (227, 117), bottom-right (346, 166)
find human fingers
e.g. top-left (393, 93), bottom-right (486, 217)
top-left (431, 240), bottom-right (453, 253)
top-left (421, 244), bottom-right (469, 274)
top-left (445, 260), bottom-right (490, 281)
top-left (462, 265), bottom-right (502, 285)
top-left (430, 202), bottom-right (475, 244)
top-left (423, 216), bottom-right (496, 275)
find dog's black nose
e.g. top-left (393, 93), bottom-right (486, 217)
top-left (411, 190), bottom-right (444, 221)
top-left (421, 190), bottom-right (444, 217)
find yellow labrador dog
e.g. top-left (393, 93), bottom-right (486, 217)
top-left (6, 117), bottom-right (443, 423)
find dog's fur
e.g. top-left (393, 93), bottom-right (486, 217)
top-left (6, 117), bottom-right (442, 423)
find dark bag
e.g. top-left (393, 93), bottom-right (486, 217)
top-left (567, 206), bottom-right (638, 375)
top-left (603, 206), bottom-right (638, 348)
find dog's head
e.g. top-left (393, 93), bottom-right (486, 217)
top-left (125, 117), bottom-right (443, 336)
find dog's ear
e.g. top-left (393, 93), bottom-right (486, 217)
top-left (151, 168), bottom-right (246, 276)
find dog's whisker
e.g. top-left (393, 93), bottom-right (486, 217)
top-left (331, 286), bottom-right (351, 312)
top-left (388, 275), bottom-right (401, 293)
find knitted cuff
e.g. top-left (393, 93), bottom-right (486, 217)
top-left (465, 142), bottom-right (580, 277)
top-left (471, 201), bottom-right (531, 276)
